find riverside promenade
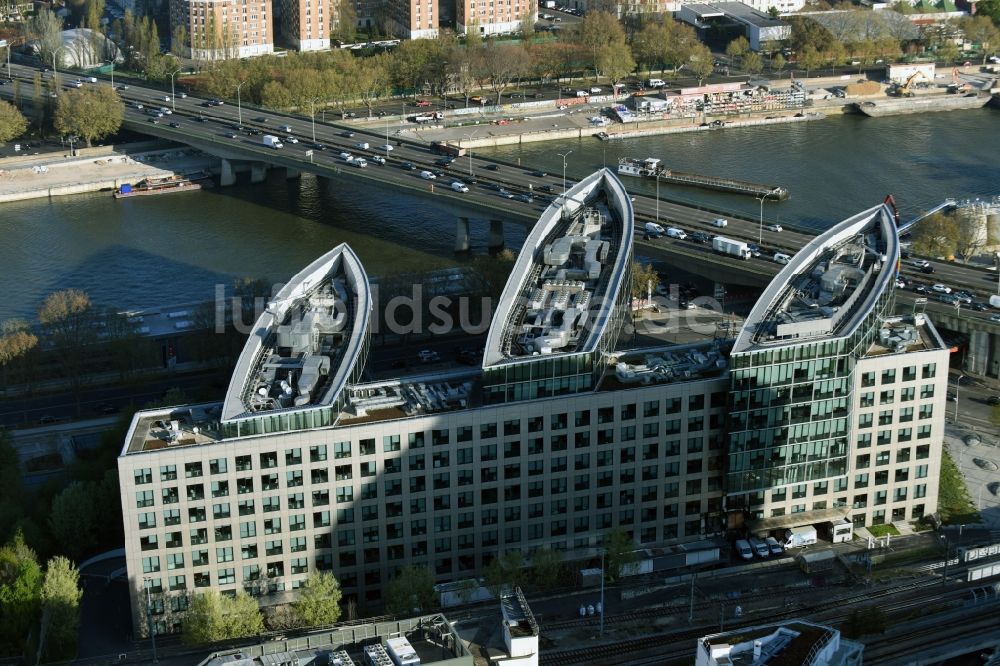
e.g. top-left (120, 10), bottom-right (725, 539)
top-left (0, 144), bottom-right (217, 203)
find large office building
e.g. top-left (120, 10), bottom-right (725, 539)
top-left (725, 204), bottom-right (948, 536)
top-left (118, 172), bottom-right (947, 636)
top-left (169, 0), bottom-right (275, 60)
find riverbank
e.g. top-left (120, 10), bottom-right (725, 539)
top-left (0, 145), bottom-right (217, 203)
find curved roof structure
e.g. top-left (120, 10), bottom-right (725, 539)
top-left (221, 243), bottom-right (371, 422)
top-left (733, 203), bottom-right (898, 354)
top-left (483, 169), bottom-right (634, 368)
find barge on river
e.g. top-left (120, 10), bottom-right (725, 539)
top-left (114, 173), bottom-right (213, 199)
top-left (618, 157), bottom-right (788, 201)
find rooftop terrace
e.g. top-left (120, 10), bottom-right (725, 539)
top-left (483, 168), bottom-right (633, 368)
top-left (735, 204), bottom-right (897, 354)
top-left (697, 620), bottom-right (863, 666)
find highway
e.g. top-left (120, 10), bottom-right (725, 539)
top-left (3, 62), bottom-right (1000, 331)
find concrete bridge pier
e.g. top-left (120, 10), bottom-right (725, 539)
top-left (489, 220), bottom-right (505, 250)
top-left (251, 163), bottom-right (268, 183)
top-left (455, 217), bottom-right (471, 252)
top-left (966, 329), bottom-right (991, 376)
top-left (286, 167), bottom-right (302, 179)
top-left (220, 158), bottom-right (236, 187)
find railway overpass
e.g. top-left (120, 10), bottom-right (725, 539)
top-left (3, 63), bottom-right (1000, 376)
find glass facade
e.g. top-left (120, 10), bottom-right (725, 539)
top-left (726, 268), bottom-right (895, 506)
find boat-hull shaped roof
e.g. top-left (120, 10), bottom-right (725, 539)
top-left (733, 204), bottom-right (897, 354)
top-left (221, 243), bottom-right (371, 422)
top-left (483, 168), bottom-right (634, 368)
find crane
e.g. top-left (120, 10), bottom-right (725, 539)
top-left (884, 194), bottom-right (900, 227)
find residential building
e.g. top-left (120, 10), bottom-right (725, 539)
top-left (117, 172), bottom-right (945, 637)
top-left (279, 0), bottom-right (330, 50)
top-left (696, 619), bottom-right (864, 665)
top-left (456, 0), bottom-right (535, 36)
top-left (170, 0), bottom-right (275, 60)
top-left (389, 0), bottom-right (439, 39)
top-left (726, 204), bottom-right (948, 535)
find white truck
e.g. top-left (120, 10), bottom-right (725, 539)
top-left (411, 112), bottom-right (443, 123)
top-left (990, 294), bottom-right (1000, 309)
top-left (784, 525), bottom-right (818, 549)
top-left (712, 236), bottom-right (751, 260)
top-left (262, 135), bottom-right (283, 149)
top-left (644, 222), bottom-right (665, 237)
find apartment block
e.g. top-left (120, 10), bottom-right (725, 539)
top-left (169, 0), bottom-right (275, 60)
top-left (279, 0), bottom-right (330, 50)
top-left (388, 0), bottom-right (439, 39)
top-left (456, 0), bottom-right (535, 36)
top-left (117, 172), bottom-right (946, 637)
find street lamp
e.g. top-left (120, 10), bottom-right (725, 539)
top-left (52, 44), bottom-right (69, 86)
top-left (169, 68), bottom-right (182, 112)
top-left (143, 578), bottom-right (158, 663)
top-left (655, 172), bottom-right (661, 223)
top-left (557, 150), bottom-right (573, 194)
top-left (756, 194), bottom-right (767, 244)
top-left (995, 252), bottom-right (1000, 295)
top-left (954, 374), bottom-right (966, 422)
top-left (106, 59), bottom-right (115, 89)
top-left (309, 97), bottom-right (321, 143)
top-left (462, 130), bottom-right (478, 177)
top-left (235, 80), bottom-right (247, 127)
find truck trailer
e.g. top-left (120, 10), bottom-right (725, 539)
top-left (784, 525), bottom-right (818, 548)
top-left (712, 236), bottom-right (751, 260)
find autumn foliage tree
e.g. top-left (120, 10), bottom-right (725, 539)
top-left (0, 101), bottom-right (27, 144)
top-left (54, 86), bottom-right (123, 147)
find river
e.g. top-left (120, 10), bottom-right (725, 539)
top-left (2, 108), bottom-right (998, 320)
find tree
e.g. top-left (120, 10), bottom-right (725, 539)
top-left (291, 571), bottom-right (343, 627)
top-left (910, 213), bottom-right (958, 258)
top-left (743, 51), bottom-right (764, 76)
top-left (937, 41), bottom-right (961, 65)
top-left (798, 44), bottom-right (824, 77)
top-left (0, 101), bottom-right (27, 144)
top-left (530, 548), bottom-right (563, 591)
top-left (725, 36), bottom-right (750, 67)
top-left (576, 11), bottom-right (626, 79)
top-left (0, 318), bottom-right (37, 390)
top-left (40, 557), bottom-right (82, 659)
top-left (771, 53), bottom-right (786, 72)
top-left (687, 43), bottom-right (714, 85)
top-left (37, 289), bottom-right (97, 406)
top-left (49, 482), bottom-right (100, 561)
top-left (596, 44), bottom-right (636, 91)
top-left (183, 590), bottom-right (264, 645)
top-left (172, 24), bottom-right (189, 56)
top-left (335, 0), bottom-right (358, 44)
top-left (631, 261), bottom-right (660, 305)
top-left (602, 528), bottom-right (636, 582)
top-left (480, 42), bottom-right (529, 105)
top-left (484, 551), bottom-right (526, 598)
top-left (0, 532), bottom-right (42, 658)
top-left (54, 87), bottom-right (123, 148)
top-left (384, 565), bottom-right (437, 615)
top-left (23, 9), bottom-right (64, 65)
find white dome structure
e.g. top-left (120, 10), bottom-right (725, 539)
top-left (33, 29), bottom-right (122, 69)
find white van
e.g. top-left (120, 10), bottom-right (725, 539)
top-left (666, 227), bottom-right (686, 240)
top-left (647, 78), bottom-right (666, 88)
top-left (451, 181), bottom-right (470, 193)
top-left (575, 90), bottom-right (588, 97)
top-left (711, 218), bottom-right (728, 228)
top-left (765, 536), bottom-right (783, 556)
top-left (773, 253), bottom-right (791, 265)
top-left (735, 539), bottom-right (754, 561)
top-left (749, 537), bottom-right (770, 558)
top-left (356, 141), bottom-right (370, 150)
top-left (645, 222), bottom-right (665, 237)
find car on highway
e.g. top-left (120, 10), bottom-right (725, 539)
top-left (225, 132), bottom-right (238, 139)
top-left (178, 92), bottom-right (187, 98)
top-left (516, 193), bottom-right (534, 203)
top-left (765, 223), bottom-right (783, 232)
top-left (70, 80), bottom-right (83, 88)
top-left (539, 184), bottom-right (555, 193)
top-left (148, 117), bottom-right (159, 124)
top-left (931, 284), bottom-right (952, 294)
top-left (498, 188), bottom-right (515, 199)
top-left (970, 302), bottom-right (989, 311)
top-left (117, 84), bottom-right (129, 91)
top-left (895, 278), bottom-right (907, 289)
top-left (400, 162), bottom-right (416, 170)
top-left (246, 128), bottom-right (262, 135)
top-left (909, 259), bottom-right (931, 269)
top-left (912, 284), bottom-right (929, 294)
top-left (370, 155), bottom-right (386, 165)
top-left (195, 116), bottom-right (207, 122)
top-left (747, 243), bottom-right (762, 257)
top-left (279, 124), bottom-right (293, 133)
top-left (986, 395), bottom-right (1000, 406)
top-left (991, 314), bottom-right (1000, 323)
top-left (418, 350), bottom-right (440, 362)
top-left (485, 164), bottom-right (501, 171)
top-left (169, 121), bottom-right (181, 128)
top-left (953, 290), bottom-right (973, 304)
top-left (340, 130), bottom-right (355, 138)
top-left (451, 181), bottom-right (470, 193)
top-left (419, 170), bottom-right (436, 179)
top-left (690, 231), bottom-right (711, 244)
top-left (431, 169), bottom-right (446, 178)
top-left (132, 102), bottom-right (143, 109)
top-left (919, 264), bottom-right (935, 274)
top-left (285, 135), bottom-right (298, 143)
top-left (377, 144), bottom-right (394, 152)
top-left (312, 143), bottom-right (327, 150)
top-left (939, 294), bottom-right (958, 304)
top-left (529, 170), bottom-right (547, 177)
top-left (162, 95), bottom-right (170, 102)
top-left (253, 116), bottom-right (267, 123)
top-left (435, 157), bottom-right (455, 167)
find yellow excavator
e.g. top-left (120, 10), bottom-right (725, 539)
top-left (891, 70), bottom-right (930, 97)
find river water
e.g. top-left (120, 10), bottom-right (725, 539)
top-left (2, 109), bottom-right (998, 320)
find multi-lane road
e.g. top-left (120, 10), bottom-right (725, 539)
top-left (3, 62), bottom-right (1000, 329)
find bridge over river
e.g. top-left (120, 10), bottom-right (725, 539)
top-left (3, 63), bottom-right (999, 377)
